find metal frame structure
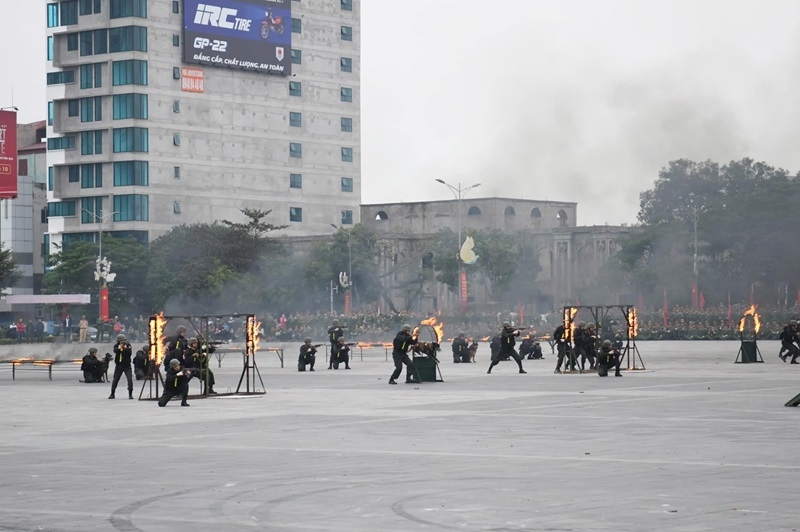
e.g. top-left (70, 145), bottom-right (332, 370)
top-left (734, 312), bottom-right (764, 364)
top-left (560, 305), bottom-right (646, 374)
top-left (139, 313), bottom-right (266, 401)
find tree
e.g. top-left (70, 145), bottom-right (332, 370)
top-left (0, 245), bottom-right (21, 293)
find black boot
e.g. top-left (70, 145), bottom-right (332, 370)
top-left (128, 390), bottom-right (133, 400)
top-left (108, 392), bottom-right (115, 399)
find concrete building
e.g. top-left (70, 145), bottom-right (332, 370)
top-left (44, 0), bottom-right (361, 251)
top-left (0, 120), bottom-right (49, 320)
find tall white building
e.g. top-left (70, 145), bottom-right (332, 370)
top-left (44, 0), bottom-right (361, 250)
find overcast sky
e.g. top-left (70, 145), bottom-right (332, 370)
top-left (3, 1), bottom-right (800, 226)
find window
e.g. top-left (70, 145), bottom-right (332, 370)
top-left (341, 147), bottom-right (353, 162)
top-left (47, 102), bottom-right (54, 126)
top-left (341, 177), bottom-right (353, 193)
top-left (173, 166), bottom-right (180, 179)
top-left (289, 112), bottom-right (302, 127)
top-left (18, 159), bottom-right (28, 177)
top-left (68, 100), bottom-right (79, 117)
top-left (48, 167), bottom-right (54, 191)
top-left (113, 94), bottom-right (148, 119)
top-left (468, 206), bottom-right (482, 216)
top-left (291, 49), bottom-right (302, 64)
top-left (113, 161), bottom-right (149, 186)
top-left (289, 143), bottom-right (302, 158)
top-left (504, 206), bottom-right (516, 217)
top-left (93, 29), bottom-right (108, 54)
top-left (47, 136), bottom-right (76, 150)
top-left (292, 18), bottom-right (302, 33)
top-left (67, 33), bottom-right (79, 51)
top-left (61, 1), bottom-right (78, 25)
top-left (173, 133), bottom-right (181, 146)
top-left (114, 194), bottom-right (149, 221)
top-left (79, 0), bottom-right (102, 15)
top-left (47, 4), bottom-right (59, 27)
top-left (113, 127), bottom-right (148, 153)
top-left (110, 0), bottom-right (147, 18)
top-left (80, 130), bottom-right (103, 155)
top-left (341, 25), bottom-right (353, 41)
top-left (81, 197), bottom-right (103, 223)
top-left (112, 60), bottom-right (147, 86)
top-left (531, 207), bottom-right (542, 219)
top-left (289, 173), bottom-right (302, 189)
top-left (341, 0), bottom-right (352, 11)
top-left (172, 100), bottom-right (180, 113)
top-left (290, 207), bottom-right (302, 222)
top-left (80, 164), bottom-right (103, 188)
top-left (173, 201), bottom-right (181, 214)
top-left (80, 96), bottom-right (102, 122)
top-left (109, 26), bottom-right (147, 53)
top-left (341, 117), bottom-right (353, 132)
top-left (341, 210), bottom-right (353, 225)
top-left (173, 67), bottom-right (181, 79)
top-left (79, 29), bottom-right (106, 56)
top-left (340, 57), bottom-right (352, 73)
top-left (172, 1), bottom-right (180, 13)
top-left (172, 34), bottom-right (180, 47)
top-left (47, 201), bottom-right (77, 217)
top-left (289, 81), bottom-right (302, 96)
top-left (68, 165), bottom-right (80, 182)
top-left (341, 87), bottom-right (353, 102)
top-left (47, 36), bottom-right (54, 60)
top-left (80, 63), bottom-right (102, 89)
top-left (47, 71), bottom-right (75, 85)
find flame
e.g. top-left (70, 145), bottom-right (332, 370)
top-left (7, 357), bottom-right (34, 364)
top-left (149, 312), bottom-right (168, 366)
top-left (738, 305), bottom-right (761, 334)
top-left (416, 316), bottom-right (444, 343)
top-left (246, 316), bottom-right (261, 355)
top-left (627, 307), bottom-right (638, 338)
top-left (563, 307), bottom-right (578, 342)
top-left (481, 336), bottom-right (490, 342)
top-left (33, 359), bottom-right (56, 366)
top-left (382, 342), bottom-right (394, 348)
top-left (356, 342), bottom-right (372, 348)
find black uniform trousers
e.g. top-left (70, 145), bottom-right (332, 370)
top-left (298, 355), bottom-right (315, 371)
top-left (111, 364), bottom-right (133, 394)
top-left (597, 353), bottom-right (622, 377)
top-left (390, 351), bottom-right (414, 381)
top-left (158, 383), bottom-right (189, 406)
top-left (489, 349), bottom-right (524, 371)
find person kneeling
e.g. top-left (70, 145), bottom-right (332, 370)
top-left (298, 338), bottom-right (319, 371)
top-left (597, 339), bottom-right (622, 377)
top-left (158, 358), bottom-right (194, 407)
top-left (332, 337), bottom-right (351, 370)
top-left (81, 347), bottom-right (105, 383)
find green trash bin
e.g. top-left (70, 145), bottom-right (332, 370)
top-left (412, 355), bottom-right (441, 382)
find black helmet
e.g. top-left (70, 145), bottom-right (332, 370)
top-left (332, 319), bottom-right (340, 326)
top-left (458, 332), bottom-right (465, 338)
top-left (577, 321), bottom-right (586, 327)
top-left (88, 347), bottom-right (97, 354)
top-left (177, 325), bottom-right (187, 334)
top-left (117, 334), bottom-right (127, 341)
top-left (402, 324), bottom-right (412, 332)
top-left (602, 339), bottom-right (612, 348)
top-left (304, 337), bottom-right (312, 343)
top-left (170, 358), bottom-right (180, 368)
top-left (502, 321), bottom-right (511, 328)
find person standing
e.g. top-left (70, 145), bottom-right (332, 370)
top-left (487, 322), bottom-right (526, 374)
top-left (389, 324), bottom-right (417, 385)
top-left (451, 332), bottom-right (468, 363)
top-left (15, 319), bottom-right (25, 344)
top-left (35, 319), bottom-right (44, 343)
top-left (327, 319), bottom-right (347, 370)
top-left (79, 315), bottom-right (89, 343)
top-left (108, 334), bottom-right (134, 400)
top-left (158, 358), bottom-right (193, 407)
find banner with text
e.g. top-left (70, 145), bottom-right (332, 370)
top-left (0, 110), bottom-right (18, 199)
top-left (183, 0), bottom-right (291, 75)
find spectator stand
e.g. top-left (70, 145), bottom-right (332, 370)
top-left (561, 305), bottom-right (646, 373)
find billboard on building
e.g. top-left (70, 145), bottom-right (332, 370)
top-left (183, 0), bottom-right (292, 75)
top-left (0, 110), bottom-right (18, 199)
top-left (181, 67), bottom-right (205, 93)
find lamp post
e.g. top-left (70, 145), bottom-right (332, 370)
top-left (82, 209), bottom-right (120, 320)
top-left (330, 224), bottom-right (352, 313)
top-left (434, 179), bottom-right (481, 310)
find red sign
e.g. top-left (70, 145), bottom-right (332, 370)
top-left (181, 67), bottom-right (205, 93)
top-left (460, 270), bottom-right (468, 311)
top-left (0, 110), bottom-right (18, 199)
top-left (100, 287), bottom-right (109, 322)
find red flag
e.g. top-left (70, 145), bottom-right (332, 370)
top-left (796, 289), bottom-right (800, 309)
top-left (662, 288), bottom-right (669, 328)
top-left (727, 292), bottom-right (732, 328)
top-left (459, 270), bottom-right (468, 311)
top-left (750, 283), bottom-right (754, 306)
top-left (691, 282), bottom-right (698, 309)
top-left (699, 292), bottom-right (705, 310)
top-left (100, 287), bottom-right (109, 322)
top-left (344, 290), bottom-right (351, 316)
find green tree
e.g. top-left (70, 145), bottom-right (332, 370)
top-left (0, 245), bottom-right (21, 293)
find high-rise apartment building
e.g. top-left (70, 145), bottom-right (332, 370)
top-left (44, 0), bottom-right (360, 251)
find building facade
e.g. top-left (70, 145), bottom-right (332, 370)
top-left (0, 120), bottom-right (49, 319)
top-left (44, 0), bottom-right (361, 251)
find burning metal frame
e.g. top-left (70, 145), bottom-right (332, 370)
top-left (139, 313), bottom-right (266, 400)
top-left (560, 305), bottom-right (646, 374)
top-left (735, 305), bottom-right (764, 364)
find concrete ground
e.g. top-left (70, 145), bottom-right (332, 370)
top-left (0, 340), bottom-right (799, 531)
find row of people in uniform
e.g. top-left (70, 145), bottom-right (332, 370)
top-left (552, 321), bottom-right (623, 376)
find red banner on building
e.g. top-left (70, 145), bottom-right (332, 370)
top-left (459, 270), bottom-right (468, 311)
top-left (100, 287), bottom-right (109, 322)
top-left (0, 110), bottom-right (18, 199)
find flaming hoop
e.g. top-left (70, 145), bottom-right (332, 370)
top-left (563, 307), bottom-right (578, 343)
top-left (737, 305), bottom-right (761, 337)
top-left (414, 316), bottom-right (445, 344)
top-left (735, 305), bottom-right (764, 364)
top-left (148, 312), bottom-right (168, 367)
top-left (627, 307), bottom-right (638, 338)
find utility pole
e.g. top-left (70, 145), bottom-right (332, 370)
top-left (435, 179), bottom-right (480, 310)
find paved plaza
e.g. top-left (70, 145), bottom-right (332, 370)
top-left (0, 340), bottom-right (798, 531)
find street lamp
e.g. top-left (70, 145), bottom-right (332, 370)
top-left (330, 223), bottom-right (352, 313)
top-left (82, 209), bottom-right (121, 320)
top-left (435, 179), bottom-right (481, 310)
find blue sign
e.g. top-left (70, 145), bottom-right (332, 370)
top-left (183, 0), bottom-right (291, 75)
